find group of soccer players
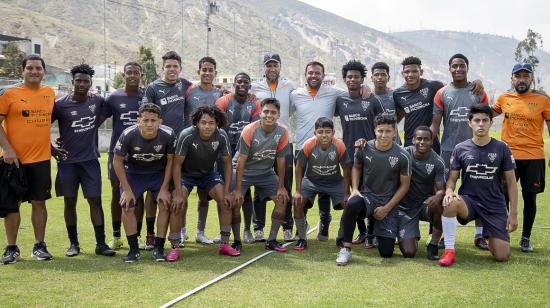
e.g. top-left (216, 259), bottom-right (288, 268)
top-left (1, 50), bottom-right (549, 268)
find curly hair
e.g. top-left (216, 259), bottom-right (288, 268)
top-left (341, 60), bottom-right (366, 79)
top-left (191, 106), bottom-right (227, 128)
top-left (70, 63), bottom-right (95, 77)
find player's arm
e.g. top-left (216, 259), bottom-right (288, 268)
top-left (350, 162), bottom-right (363, 197)
top-left (0, 115), bottom-right (18, 167)
top-left (504, 170), bottom-right (518, 232)
top-left (222, 154), bottom-right (234, 208)
top-left (374, 174), bottom-right (411, 220)
top-left (424, 180), bottom-right (445, 209)
top-left (233, 153), bottom-right (247, 205)
top-left (172, 154), bottom-right (186, 209)
top-left (443, 170), bottom-right (461, 207)
top-left (292, 161), bottom-right (305, 207)
top-left (471, 79), bottom-right (485, 96)
top-left (113, 154), bottom-right (135, 209)
top-left (431, 113), bottom-right (442, 141)
top-left (396, 107), bottom-right (405, 123)
top-left (275, 155), bottom-right (288, 204)
top-left (157, 154), bottom-right (173, 207)
top-left (341, 162), bottom-right (351, 202)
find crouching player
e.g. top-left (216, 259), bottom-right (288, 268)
top-left (439, 104), bottom-right (518, 266)
top-left (172, 106), bottom-right (239, 258)
top-left (113, 103), bottom-right (175, 262)
top-left (293, 117), bottom-right (350, 250)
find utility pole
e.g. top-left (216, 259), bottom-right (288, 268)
top-left (205, 1), bottom-right (219, 56)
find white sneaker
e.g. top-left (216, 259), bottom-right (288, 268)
top-left (254, 229), bottom-right (266, 242)
top-left (196, 231), bottom-right (214, 245)
top-left (180, 228), bottom-right (189, 241)
top-left (336, 248), bottom-right (352, 266)
top-left (283, 229), bottom-right (294, 242)
top-left (212, 234), bottom-right (222, 244)
top-left (243, 230), bottom-right (254, 244)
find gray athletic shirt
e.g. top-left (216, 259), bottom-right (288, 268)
top-left (183, 84), bottom-right (222, 128)
top-left (175, 126), bottom-right (231, 177)
top-left (354, 140), bottom-right (411, 206)
top-left (252, 77), bottom-right (295, 129)
top-left (297, 136), bottom-right (350, 183)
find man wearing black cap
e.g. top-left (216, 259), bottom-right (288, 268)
top-left (492, 63), bottom-right (550, 252)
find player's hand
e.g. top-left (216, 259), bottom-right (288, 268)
top-left (156, 188), bottom-right (171, 207)
top-left (471, 79), bottom-right (485, 96)
top-left (292, 192), bottom-right (303, 208)
top-left (343, 193), bottom-right (350, 208)
top-left (172, 191), bottom-right (184, 210)
top-left (373, 205), bottom-right (390, 220)
top-left (443, 191), bottom-right (460, 207)
top-left (277, 187), bottom-right (289, 205)
top-left (3, 147), bottom-right (19, 168)
top-left (233, 190), bottom-right (244, 206)
top-left (354, 138), bottom-right (367, 149)
top-left (423, 195), bottom-right (442, 209)
top-left (223, 192), bottom-right (233, 209)
top-left (360, 85), bottom-right (372, 99)
top-left (349, 189), bottom-right (363, 200)
top-left (52, 146), bottom-right (68, 161)
top-left (507, 212), bottom-right (518, 233)
top-left (120, 190), bottom-right (136, 211)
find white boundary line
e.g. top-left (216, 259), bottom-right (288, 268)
top-left (159, 225), bottom-right (319, 308)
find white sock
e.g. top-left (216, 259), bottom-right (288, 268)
top-left (475, 227), bottom-right (483, 236)
top-left (442, 216), bottom-right (457, 250)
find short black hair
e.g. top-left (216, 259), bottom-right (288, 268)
top-left (371, 62), bottom-right (390, 75)
top-left (468, 104), bottom-right (493, 121)
top-left (341, 60), bottom-right (366, 79)
top-left (162, 51), bottom-right (181, 66)
top-left (191, 106), bottom-right (227, 128)
top-left (305, 61), bottom-right (325, 74)
top-left (314, 117), bottom-right (334, 130)
top-left (261, 98), bottom-right (280, 111)
top-left (374, 113), bottom-right (397, 128)
top-left (22, 54), bottom-right (45, 70)
top-left (401, 56), bottom-right (422, 68)
top-left (199, 56), bottom-right (216, 69)
top-left (234, 72), bottom-right (251, 82)
top-left (138, 103), bottom-right (162, 118)
top-left (70, 63), bottom-right (95, 77)
top-left (449, 53), bottom-right (469, 66)
top-left (413, 125), bottom-right (433, 139)
top-left (124, 61), bottom-right (142, 72)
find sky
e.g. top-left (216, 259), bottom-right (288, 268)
top-left (299, 0), bottom-right (549, 52)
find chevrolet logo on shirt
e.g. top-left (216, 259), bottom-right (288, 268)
top-left (466, 164), bottom-right (498, 176)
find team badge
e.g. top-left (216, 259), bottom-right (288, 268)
top-left (89, 104), bottom-right (96, 113)
top-left (361, 100), bottom-right (370, 111)
top-left (133, 146), bottom-right (141, 151)
top-left (154, 145), bottom-right (162, 152)
top-left (246, 105), bottom-right (253, 113)
top-left (488, 153), bottom-right (497, 163)
top-left (274, 134), bottom-right (282, 143)
top-left (426, 163), bottom-right (434, 174)
top-left (419, 88), bottom-right (429, 98)
top-left (212, 141), bottom-right (219, 151)
top-left (328, 151), bottom-right (336, 161)
top-left (70, 111), bottom-right (78, 116)
top-left (389, 156), bottom-right (398, 168)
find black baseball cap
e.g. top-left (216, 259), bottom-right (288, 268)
top-left (512, 63), bottom-right (533, 74)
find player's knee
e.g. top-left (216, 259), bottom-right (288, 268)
top-left (494, 252), bottom-right (510, 262)
top-left (378, 237), bottom-right (395, 258)
top-left (401, 247), bottom-right (417, 258)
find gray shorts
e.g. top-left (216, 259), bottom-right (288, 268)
top-left (397, 204), bottom-right (431, 242)
top-left (360, 194), bottom-right (399, 239)
top-left (301, 178), bottom-right (344, 210)
top-left (232, 171), bottom-right (279, 200)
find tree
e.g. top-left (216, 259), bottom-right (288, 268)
top-left (137, 45), bottom-right (157, 86)
top-left (515, 29), bottom-right (543, 88)
top-left (0, 42), bottom-right (25, 78)
top-left (112, 72), bottom-right (125, 89)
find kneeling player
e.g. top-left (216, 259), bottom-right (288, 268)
top-left (398, 126), bottom-right (445, 260)
top-left (172, 106), bottom-right (239, 258)
top-left (439, 104), bottom-right (518, 266)
top-left (293, 117), bottom-right (350, 250)
top-left (113, 103), bottom-right (175, 262)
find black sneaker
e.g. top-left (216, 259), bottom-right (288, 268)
top-left (265, 240), bottom-right (287, 252)
top-left (2, 246), bottom-right (21, 264)
top-left (352, 232), bottom-right (367, 245)
top-left (231, 241), bottom-right (242, 252)
top-left (520, 237), bottom-right (533, 252)
top-left (152, 247), bottom-right (166, 262)
top-left (95, 244), bottom-right (116, 257)
top-left (122, 250), bottom-right (140, 263)
top-left (293, 239), bottom-right (307, 251)
top-left (65, 243), bottom-right (81, 257)
top-left (32, 242), bottom-right (53, 261)
top-left (426, 243), bottom-right (439, 260)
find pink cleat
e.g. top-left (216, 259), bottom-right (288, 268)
top-left (219, 244), bottom-right (241, 256)
top-left (438, 249), bottom-right (456, 267)
top-left (165, 248), bottom-right (180, 262)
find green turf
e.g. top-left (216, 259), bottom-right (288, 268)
top-left (2, 144), bottom-right (550, 307)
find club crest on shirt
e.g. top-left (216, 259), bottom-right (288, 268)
top-left (133, 146), bottom-right (141, 151)
top-left (426, 163), bottom-right (434, 174)
top-left (488, 153), bottom-right (497, 163)
top-left (329, 151), bottom-right (336, 161)
top-left (246, 105), bottom-right (253, 113)
top-left (154, 145), bottom-right (162, 152)
top-left (389, 156), bottom-right (398, 168)
top-left (211, 141), bottom-right (219, 151)
top-left (274, 134), bottom-right (282, 143)
top-left (89, 104), bottom-right (96, 113)
top-left (361, 100), bottom-right (370, 111)
top-left (419, 88), bottom-right (429, 98)
top-left (528, 101), bottom-right (538, 111)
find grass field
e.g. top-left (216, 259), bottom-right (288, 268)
top-left (2, 141), bottom-right (550, 307)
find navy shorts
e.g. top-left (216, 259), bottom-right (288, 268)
top-left (55, 159), bottom-right (102, 198)
top-left (182, 172), bottom-right (223, 195)
top-left (121, 171), bottom-right (165, 207)
top-left (457, 195), bottom-right (509, 242)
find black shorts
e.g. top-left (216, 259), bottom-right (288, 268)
top-left (515, 159), bottom-right (545, 194)
top-left (22, 160), bottom-right (52, 202)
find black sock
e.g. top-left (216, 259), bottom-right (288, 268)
top-left (67, 224), bottom-right (79, 245)
top-left (136, 221), bottom-right (143, 236)
top-left (93, 225), bottom-right (106, 245)
top-left (155, 237), bottom-right (166, 249)
top-left (7, 245), bottom-right (18, 250)
top-left (146, 217), bottom-right (155, 234)
top-left (126, 234), bottom-right (138, 252)
top-left (112, 220), bottom-right (121, 238)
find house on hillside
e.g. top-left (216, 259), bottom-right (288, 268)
top-left (0, 34), bottom-right (44, 59)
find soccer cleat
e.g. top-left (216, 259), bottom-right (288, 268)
top-left (363, 236), bottom-right (376, 249)
top-left (426, 243), bottom-right (440, 260)
top-left (283, 229), bottom-right (294, 242)
top-left (180, 228), bottom-right (189, 241)
top-left (231, 241), bottom-right (242, 252)
top-left (219, 243), bottom-right (241, 256)
top-left (212, 234), bottom-right (222, 244)
top-left (352, 232), bottom-right (367, 245)
top-left (137, 236), bottom-right (147, 250)
top-left (145, 233), bottom-right (155, 250)
top-left (196, 231), bottom-right (214, 245)
top-left (293, 239), bottom-right (307, 251)
top-left (95, 244), bottom-right (116, 257)
top-left (243, 230), bottom-right (254, 244)
top-left (438, 249), bottom-right (456, 267)
top-left (520, 237), bottom-right (533, 253)
top-left (108, 237), bottom-right (124, 250)
top-left (474, 236), bottom-right (489, 250)
top-left (152, 247), bottom-right (166, 262)
top-left (317, 223), bottom-right (329, 241)
top-left (32, 242), bottom-right (53, 261)
top-left (65, 243), bottom-right (81, 257)
top-left (336, 248), bottom-right (352, 266)
top-left (165, 248), bottom-right (180, 262)
top-left (254, 230), bottom-right (266, 242)
top-left (122, 250), bottom-right (140, 263)
top-left (265, 240), bottom-right (287, 252)
top-left (2, 246), bottom-right (21, 265)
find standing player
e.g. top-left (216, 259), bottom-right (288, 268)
top-left (336, 114), bottom-right (411, 265)
top-left (103, 61), bottom-right (145, 251)
top-left (292, 117), bottom-right (351, 251)
top-left (335, 60), bottom-right (385, 247)
top-left (1, 55), bottom-right (55, 264)
top-left (439, 104), bottom-right (518, 266)
top-left (112, 103), bottom-right (175, 262)
top-left (233, 98), bottom-right (290, 252)
top-left (492, 63), bottom-right (550, 252)
top-left (431, 54), bottom-right (489, 249)
top-left (371, 61), bottom-right (401, 145)
top-left (172, 106), bottom-right (239, 258)
top-left (52, 64), bottom-right (115, 257)
top-left (216, 72), bottom-right (261, 244)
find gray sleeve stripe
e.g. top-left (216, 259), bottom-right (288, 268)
top-left (401, 152), bottom-right (412, 174)
top-left (176, 134), bottom-right (192, 154)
